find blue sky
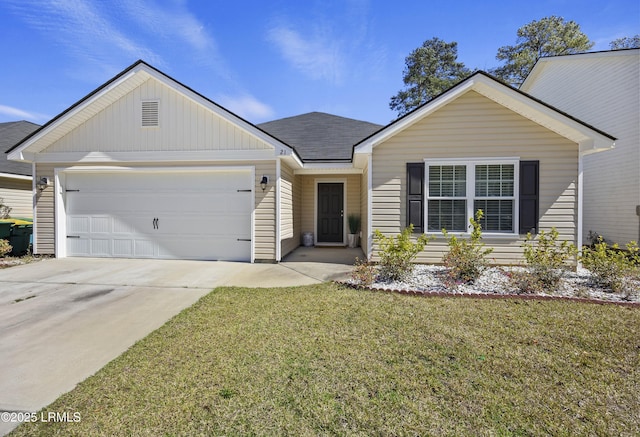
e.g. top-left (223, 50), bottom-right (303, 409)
top-left (1, 0), bottom-right (638, 126)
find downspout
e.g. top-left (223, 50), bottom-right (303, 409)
top-left (275, 159), bottom-right (281, 262)
top-left (577, 153), bottom-right (584, 268)
top-left (32, 162), bottom-right (37, 254)
top-left (367, 153), bottom-right (373, 260)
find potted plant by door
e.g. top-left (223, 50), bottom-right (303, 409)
top-left (347, 214), bottom-right (361, 248)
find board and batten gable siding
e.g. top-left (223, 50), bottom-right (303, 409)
top-left (41, 78), bottom-right (273, 154)
top-left (370, 90), bottom-right (578, 264)
top-left (33, 161), bottom-right (277, 260)
top-left (280, 161), bottom-right (301, 258)
top-left (522, 51), bottom-right (640, 244)
top-left (300, 174), bottom-right (361, 243)
top-left (0, 177), bottom-right (32, 218)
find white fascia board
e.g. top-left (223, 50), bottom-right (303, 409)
top-left (294, 162), bottom-right (362, 175)
top-left (32, 149), bottom-right (276, 163)
top-left (0, 172), bottom-right (32, 181)
top-left (354, 80), bottom-right (475, 154)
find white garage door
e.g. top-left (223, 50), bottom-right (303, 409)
top-left (64, 169), bottom-right (252, 261)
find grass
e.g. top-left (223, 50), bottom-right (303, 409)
top-left (11, 284), bottom-right (640, 436)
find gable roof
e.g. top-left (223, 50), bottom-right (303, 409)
top-left (520, 48), bottom-right (640, 91)
top-left (0, 121), bottom-right (39, 177)
top-left (258, 112), bottom-right (382, 161)
top-left (354, 71), bottom-right (616, 156)
top-left (8, 60), bottom-right (296, 162)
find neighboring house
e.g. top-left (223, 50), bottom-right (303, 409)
top-left (8, 61), bottom-right (614, 263)
top-left (0, 121), bottom-right (39, 218)
top-left (521, 48), bottom-right (640, 245)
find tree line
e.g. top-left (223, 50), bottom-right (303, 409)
top-left (390, 16), bottom-right (640, 117)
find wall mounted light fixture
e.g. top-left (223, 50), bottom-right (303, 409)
top-left (36, 177), bottom-right (49, 192)
top-left (260, 175), bottom-right (269, 191)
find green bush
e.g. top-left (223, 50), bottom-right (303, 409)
top-left (521, 228), bottom-right (577, 290)
top-left (348, 214), bottom-right (361, 234)
top-left (581, 237), bottom-right (640, 295)
top-left (374, 225), bottom-right (432, 281)
top-left (0, 239), bottom-right (11, 257)
top-left (442, 210), bottom-right (493, 284)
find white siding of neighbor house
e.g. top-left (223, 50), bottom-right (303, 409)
top-left (0, 177), bottom-right (32, 218)
top-left (33, 161), bottom-right (277, 260)
top-left (522, 50), bottom-right (640, 245)
top-left (370, 90), bottom-right (578, 265)
top-left (280, 161), bottom-right (301, 258)
top-left (41, 77), bottom-right (273, 154)
top-left (300, 174), bottom-right (361, 244)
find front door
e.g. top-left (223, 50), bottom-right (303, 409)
top-left (317, 183), bottom-right (344, 243)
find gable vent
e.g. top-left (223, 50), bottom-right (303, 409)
top-left (141, 100), bottom-right (159, 127)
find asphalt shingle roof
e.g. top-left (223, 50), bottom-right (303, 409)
top-left (258, 112), bottom-right (382, 161)
top-left (0, 121), bottom-right (40, 176)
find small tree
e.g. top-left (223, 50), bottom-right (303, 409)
top-left (492, 16), bottom-right (593, 86)
top-left (610, 35), bottom-right (640, 50)
top-left (442, 210), bottom-right (493, 284)
top-left (374, 225), bottom-right (432, 281)
top-left (390, 37), bottom-right (470, 116)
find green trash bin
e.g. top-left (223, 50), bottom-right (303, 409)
top-left (0, 222), bottom-right (11, 240)
top-left (9, 224), bottom-right (33, 256)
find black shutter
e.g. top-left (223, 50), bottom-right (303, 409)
top-left (519, 160), bottom-right (539, 234)
top-left (406, 163), bottom-right (425, 233)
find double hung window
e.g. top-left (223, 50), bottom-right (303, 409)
top-left (426, 160), bottom-right (517, 234)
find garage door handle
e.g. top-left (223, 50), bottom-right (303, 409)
top-left (237, 238), bottom-right (251, 241)
top-left (153, 218), bottom-right (159, 229)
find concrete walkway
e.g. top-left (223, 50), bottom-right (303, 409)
top-left (0, 250), bottom-right (359, 435)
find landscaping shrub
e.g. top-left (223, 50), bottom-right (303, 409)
top-left (581, 237), bottom-right (640, 296)
top-left (374, 225), bottom-right (432, 281)
top-left (442, 210), bottom-right (493, 284)
top-left (0, 239), bottom-right (11, 257)
top-left (350, 257), bottom-right (377, 286)
top-left (520, 228), bottom-right (577, 290)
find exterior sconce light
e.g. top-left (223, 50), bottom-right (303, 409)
top-left (260, 175), bottom-right (268, 192)
top-left (36, 177), bottom-right (49, 192)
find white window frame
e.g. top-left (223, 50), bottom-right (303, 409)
top-left (424, 158), bottom-right (519, 236)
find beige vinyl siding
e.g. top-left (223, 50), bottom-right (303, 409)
top-left (42, 78), bottom-right (272, 154)
top-left (34, 161), bottom-right (277, 260)
top-left (360, 161), bottom-right (369, 255)
top-left (280, 161), bottom-right (301, 258)
top-left (522, 51), bottom-right (640, 244)
top-left (300, 174), bottom-right (361, 244)
top-left (370, 90), bottom-right (578, 265)
top-left (0, 177), bottom-right (32, 218)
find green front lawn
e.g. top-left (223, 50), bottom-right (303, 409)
top-left (12, 284), bottom-right (640, 436)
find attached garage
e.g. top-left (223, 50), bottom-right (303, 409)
top-left (58, 167), bottom-right (254, 261)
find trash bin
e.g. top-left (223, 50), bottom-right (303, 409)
top-left (9, 224), bottom-right (33, 256)
top-left (0, 222), bottom-right (11, 240)
top-left (302, 232), bottom-right (314, 247)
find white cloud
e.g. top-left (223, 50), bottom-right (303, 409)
top-left (216, 94), bottom-right (275, 122)
top-left (267, 25), bottom-right (345, 84)
top-left (0, 104), bottom-right (49, 122)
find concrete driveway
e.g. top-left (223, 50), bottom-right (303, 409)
top-left (0, 254), bottom-right (357, 435)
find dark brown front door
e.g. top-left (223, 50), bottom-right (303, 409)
top-left (317, 183), bottom-right (344, 243)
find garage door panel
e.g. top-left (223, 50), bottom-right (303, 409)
top-left (65, 170), bottom-right (253, 261)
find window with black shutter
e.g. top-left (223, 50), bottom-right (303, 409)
top-left (406, 163), bottom-right (424, 232)
top-left (519, 160), bottom-right (539, 234)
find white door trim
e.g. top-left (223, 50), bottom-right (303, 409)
top-left (314, 178), bottom-right (347, 246)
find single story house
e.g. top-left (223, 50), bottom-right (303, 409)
top-left (0, 120), bottom-right (40, 218)
top-left (521, 48), bottom-right (640, 245)
top-left (8, 60), bottom-right (615, 263)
